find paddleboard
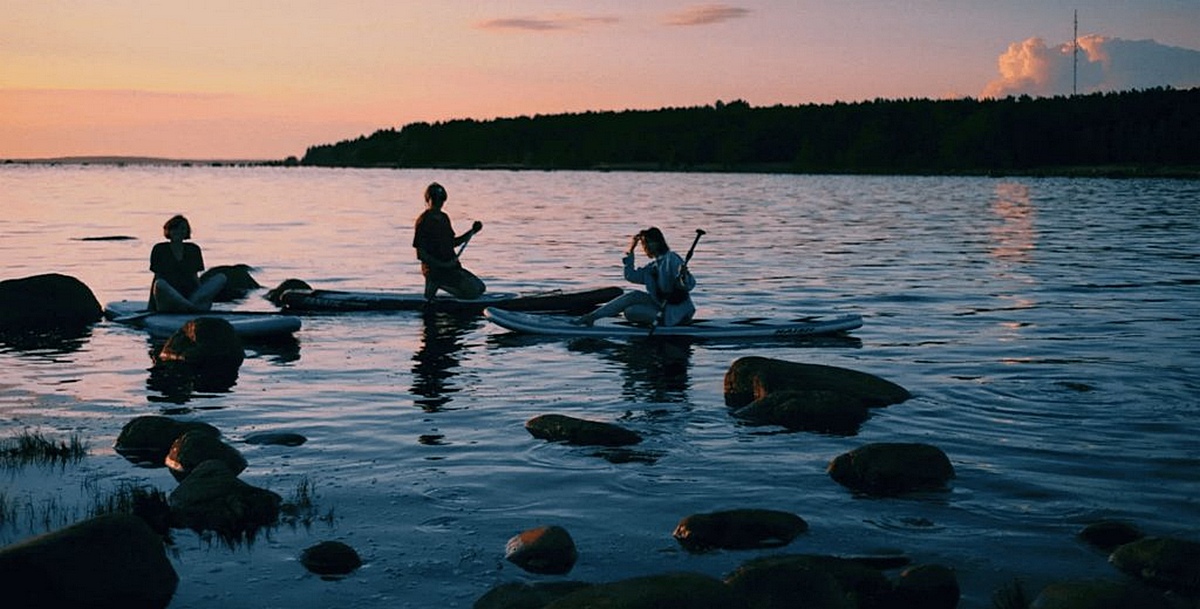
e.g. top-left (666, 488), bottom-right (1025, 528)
top-left (277, 286), bottom-right (622, 314)
top-left (105, 300), bottom-right (301, 339)
top-left (483, 307), bottom-right (863, 339)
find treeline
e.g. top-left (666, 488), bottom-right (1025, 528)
top-left (301, 87), bottom-right (1200, 175)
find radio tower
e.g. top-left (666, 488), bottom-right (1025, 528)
top-left (1073, 9), bottom-right (1078, 96)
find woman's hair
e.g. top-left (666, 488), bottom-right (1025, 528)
top-left (425, 182), bottom-right (447, 204)
top-left (639, 227), bottom-right (669, 251)
top-left (163, 214), bottom-right (191, 239)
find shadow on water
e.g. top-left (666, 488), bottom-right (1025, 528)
top-left (567, 337), bottom-right (695, 403)
top-left (410, 309), bottom-right (483, 412)
top-left (0, 326), bottom-right (94, 356)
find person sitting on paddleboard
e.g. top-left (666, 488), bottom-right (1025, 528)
top-left (572, 227), bottom-right (695, 326)
top-left (149, 214), bottom-right (227, 312)
top-left (413, 182), bottom-right (486, 300)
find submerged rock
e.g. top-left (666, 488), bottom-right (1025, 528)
top-left (725, 554), bottom-right (893, 609)
top-left (165, 429), bottom-right (247, 481)
top-left (525, 414), bottom-right (642, 447)
top-left (475, 581), bottom-right (594, 609)
top-left (546, 572), bottom-right (744, 609)
top-left (158, 317), bottom-right (244, 369)
top-left (673, 508), bottom-right (808, 553)
top-left (114, 415), bottom-right (220, 466)
top-left (891, 564), bottom-right (959, 609)
top-left (201, 263), bottom-right (260, 301)
top-left (505, 525), bottom-right (579, 575)
top-left (724, 356), bottom-right (910, 409)
top-left (264, 278), bottom-right (312, 306)
top-left (1031, 579), bottom-right (1174, 609)
top-left (1108, 536), bottom-right (1200, 593)
top-left (1078, 520), bottom-right (1145, 553)
top-left (300, 541), bottom-right (362, 576)
top-left (169, 460), bottom-right (281, 540)
top-left (243, 431), bottom-right (308, 447)
top-left (731, 389), bottom-right (870, 435)
top-left (0, 513), bottom-right (178, 609)
top-left (828, 442), bottom-right (954, 495)
top-left (0, 273), bottom-right (102, 332)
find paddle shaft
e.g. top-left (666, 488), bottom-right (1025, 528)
top-left (649, 228), bottom-right (705, 336)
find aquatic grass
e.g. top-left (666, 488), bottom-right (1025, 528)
top-left (281, 476), bottom-right (336, 531)
top-left (992, 578), bottom-right (1030, 609)
top-left (0, 430), bottom-right (88, 469)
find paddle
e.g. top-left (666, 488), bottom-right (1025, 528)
top-left (648, 228), bottom-right (705, 337)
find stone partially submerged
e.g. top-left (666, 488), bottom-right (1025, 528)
top-left (0, 513), bottom-right (178, 609)
top-left (505, 525), bottom-right (579, 575)
top-left (731, 389), bottom-right (870, 435)
top-left (0, 273), bottom-right (103, 332)
top-left (526, 414), bottom-right (642, 447)
top-left (724, 356), bottom-right (911, 409)
top-left (673, 508), bottom-right (808, 553)
top-left (114, 415), bottom-right (220, 466)
top-left (169, 460), bottom-right (281, 542)
top-left (828, 442), bottom-right (954, 495)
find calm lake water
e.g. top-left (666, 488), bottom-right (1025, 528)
top-left (2, 165), bottom-right (1198, 608)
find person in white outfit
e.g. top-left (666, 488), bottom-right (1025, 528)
top-left (573, 227), bottom-right (696, 327)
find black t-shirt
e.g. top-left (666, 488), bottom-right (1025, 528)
top-left (150, 242), bottom-right (204, 297)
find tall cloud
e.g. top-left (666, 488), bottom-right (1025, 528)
top-left (982, 35), bottom-right (1200, 98)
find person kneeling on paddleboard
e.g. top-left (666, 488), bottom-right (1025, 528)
top-left (573, 227), bottom-right (696, 327)
top-left (149, 214), bottom-right (227, 312)
top-left (413, 182), bottom-right (486, 300)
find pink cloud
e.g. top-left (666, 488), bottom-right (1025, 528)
top-left (663, 4), bottom-right (751, 26)
top-left (982, 35), bottom-right (1200, 98)
top-left (475, 15), bottom-right (619, 32)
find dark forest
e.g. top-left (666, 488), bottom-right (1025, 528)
top-left (300, 87), bottom-right (1199, 176)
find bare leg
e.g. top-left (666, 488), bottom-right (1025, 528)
top-left (574, 290), bottom-right (656, 325)
top-left (151, 279), bottom-right (192, 312)
top-left (190, 274), bottom-right (227, 311)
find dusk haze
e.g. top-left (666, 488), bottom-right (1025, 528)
top-left (3, 1), bottom-right (1199, 160)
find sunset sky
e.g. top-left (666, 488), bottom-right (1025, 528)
top-left (3, 1), bottom-right (1198, 160)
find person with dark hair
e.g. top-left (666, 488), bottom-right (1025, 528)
top-left (413, 182), bottom-right (485, 300)
top-left (149, 214), bottom-right (226, 312)
top-left (572, 227), bottom-right (695, 326)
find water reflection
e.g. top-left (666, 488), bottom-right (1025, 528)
top-left (0, 326), bottom-right (93, 356)
top-left (142, 339), bottom-right (237, 407)
top-left (990, 182), bottom-right (1036, 264)
top-left (567, 337), bottom-right (693, 403)
top-left (410, 310), bottom-right (480, 412)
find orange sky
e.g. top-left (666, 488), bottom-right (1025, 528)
top-left (3, 1), bottom-right (1198, 160)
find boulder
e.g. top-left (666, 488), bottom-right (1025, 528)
top-left (828, 442), bottom-right (954, 495)
top-left (474, 581), bottom-right (593, 609)
top-left (724, 554), bottom-right (893, 609)
top-left (673, 508), bottom-right (808, 553)
top-left (891, 564), bottom-right (959, 609)
top-left (114, 415), bottom-right (220, 466)
top-left (732, 389), bottom-right (870, 435)
top-left (264, 278), bottom-right (312, 306)
top-left (157, 317), bottom-right (244, 369)
top-left (545, 572), bottom-right (745, 609)
top-left (1078, 521), bottom-right (1144, 553)
top-left (505, 525), bottom-right (579, 575)
top-left (169, 460), bottom-right (281, 540)
top-left (1108, 536), bottom-right (1200, 593)
top-left (526, 414), bottom-right (642, 447)
top-left (1031, 579), bottom-right (1173, 609)
top-left (300, 540), bottom-right (362, 576)
top-left (724, 356), bottom-right (910, 408)
top-left (200, 264), bottom-right (260, 301)
top-left (0, 513), bottom-right (177, 609)
top-left (0, 273), bottom-right (102, 331)
top-left (165, 430), bottom-right (247, 481)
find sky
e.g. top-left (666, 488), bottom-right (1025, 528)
top-left (3, 1), bottom-right (1198, 160)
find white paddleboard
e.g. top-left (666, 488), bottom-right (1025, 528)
top-left (105, 300), bottom-right (301, 339)
top-left (483, 307), bottom-right (863, 339)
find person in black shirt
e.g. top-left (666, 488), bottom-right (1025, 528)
top-left (149, 214), bottom-right (226, 312)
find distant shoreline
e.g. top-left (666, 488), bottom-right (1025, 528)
top-left (5, 156), bottom-right (1197, 179)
